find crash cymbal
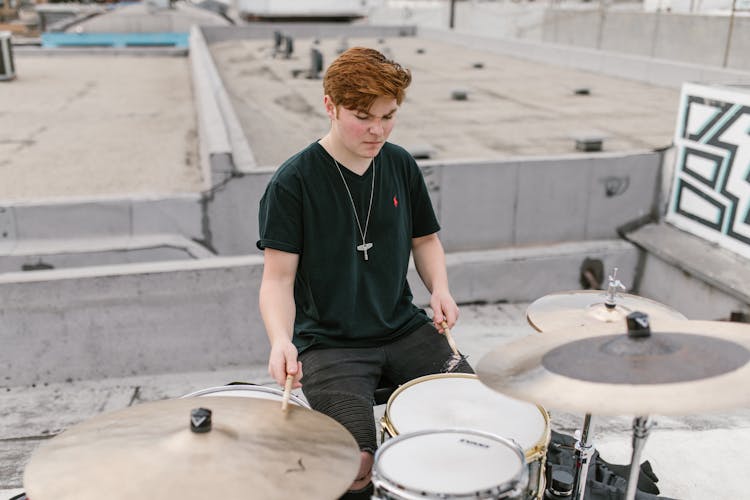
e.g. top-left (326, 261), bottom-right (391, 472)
top-left (526, 290), bottom-right (687, 332)
top-left (24, 397), bottom-right (360, 500)
top-left (477, 320), bottom-right (750, 416)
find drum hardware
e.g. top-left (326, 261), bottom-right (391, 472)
top-left (569, 413), bottom-right (593, 500)
top-left (23, 397), bottom-right (359, 500)
top-left (480, 313), bottom-right (750, 500)
top-left (525, 271), bottom-right (686, 500)
top-left (625, 416), bottom-right (653, 500)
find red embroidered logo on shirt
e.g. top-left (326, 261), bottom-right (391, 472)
top-left (393, 196), bottom-right (399, 207)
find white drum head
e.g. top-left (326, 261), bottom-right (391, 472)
top-left (182, 385), bottom-right (310, 408)
top-left (374, 429), bottom-right (526, 497)
top-left (386, 374), bottom-right (546, 452)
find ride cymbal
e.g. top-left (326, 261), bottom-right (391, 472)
top-left (477, 320), bottom-right (750, 416)
top-left (24, 397), bottom-right (360, 500)
top-left (526, 290), bottom-right (687, 332)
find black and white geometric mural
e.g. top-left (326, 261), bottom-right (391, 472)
top-left (667, 83), bottom-right (750, 259)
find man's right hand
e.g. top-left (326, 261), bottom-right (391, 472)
top-left (268, 340), bottom-right (303, 388)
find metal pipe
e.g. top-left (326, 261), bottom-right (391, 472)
top-left (572, 413), bottom-right (595, 500)
top-left (723, 0), bottom-right (738, 68)
top-left (625, 416), bottom-right (652, 500)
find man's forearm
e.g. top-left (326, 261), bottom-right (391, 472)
top-left (259, 279), bottom-right (296, 346)
top-left (412, 234), bottom-right (449, 294)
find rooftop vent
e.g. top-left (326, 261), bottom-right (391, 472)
top-left (573, 132), bottom-right (605, 152)
top-left (451, 89), bottom-right (468, 101)
top-left (281, 35), bottom-right (293, 59)
top-left (308, 48), bottom-right (323, 79)
top-left (273, 30), bottom-right (283, 51)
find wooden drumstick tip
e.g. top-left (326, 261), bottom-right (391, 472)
top-left (281, 374), bottom-right (294, 412)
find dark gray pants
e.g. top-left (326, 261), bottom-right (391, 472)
top-left (299, 322), bottom-right (474, 454)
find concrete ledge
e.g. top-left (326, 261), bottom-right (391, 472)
top-left (0, 233), bottom-right (214, 273)
top-left (190, 26), bottom-right (257, 175)
top-left (624, 222), bottom-right (750, 318)
top-left (0, 193), bottom-right (203, 243)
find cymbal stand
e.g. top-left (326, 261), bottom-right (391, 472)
top-left (572, 267), bottom-right (623, 500)
top-left (571, 413), bottom-right (594, 500)
top-left (625, 415), bottom-right (652, 500)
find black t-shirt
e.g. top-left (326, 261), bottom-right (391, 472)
top-left (257, 141), bottom-right (440, 353)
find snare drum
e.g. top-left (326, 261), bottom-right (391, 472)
top-left (373, 429), bottom-right (528, 499)
top-left (380, 374), bottom-right (550, 499)
top-left (182, 384), bottom-right (310, 408)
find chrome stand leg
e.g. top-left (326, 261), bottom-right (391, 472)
top-left (625, 415), bottom-right (652, 500)
top-left (572, 413), bottom-right (595, 500)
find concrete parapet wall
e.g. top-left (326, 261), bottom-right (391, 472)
top-left (541, 10), bottom-right (749, 71)
top-left (0, 241), bottom-right (637, 386)
top-left (206, 152), bottom-right (662, 256)
top-left (428, 152), bottom-right (661, 252)
top-left (419, 27), bottom-right (750, 88)
top-left (374, 2), bottom-right (750, 79)
top-left (0, 151), bottom-right (659, 259)
top-left (0, 194), bottom-right (203, 242)
top-left (200, 23), bottom-right (417, 45)
top-left (411, 239), bottom-right (640, 306)
top-left (0, 257), bottom-right (266, 387)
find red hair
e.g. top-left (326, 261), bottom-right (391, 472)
top-left (323, 46), bottom-right (412, 112)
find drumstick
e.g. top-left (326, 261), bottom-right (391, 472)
top-left (441, 321), bottom-right (460, 357)
top-left (281, 374), bottom-right (294, 412)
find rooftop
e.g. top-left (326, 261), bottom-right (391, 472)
top-left (210, 34), bottom-right (680, 168)
top-left (2, 31), bottom-right (682, 202)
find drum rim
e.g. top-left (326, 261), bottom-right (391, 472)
top-left (381, 373), bottom-right (550, 460)
top-left (181, 384), bottom-right (310, 408)
top-left (373, 427), bottom-right (529, 499)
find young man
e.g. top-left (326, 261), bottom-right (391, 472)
top-left (257, 46), bottom-right (472, 499)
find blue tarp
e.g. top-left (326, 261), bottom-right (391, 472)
top-left (41, 32), bottom-right (190, 48)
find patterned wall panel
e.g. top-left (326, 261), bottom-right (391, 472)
top-left (667, 83), bottom-right (750, 259)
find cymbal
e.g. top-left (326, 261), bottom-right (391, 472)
top-left (24, 397), bottom-right (360, 500)
top-left (477, 320), bottom-right (750, 416)
top-left (526, 290), bottom-right (687, 332)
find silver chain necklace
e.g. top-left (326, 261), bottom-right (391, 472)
top-left (332, 157), bottom-right (375, 261)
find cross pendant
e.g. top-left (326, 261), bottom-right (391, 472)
top-left (357, 242), bottom-right (373, 261)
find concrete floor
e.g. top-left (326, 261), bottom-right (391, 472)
top-left (3, 301), bottom-right (749, 499)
